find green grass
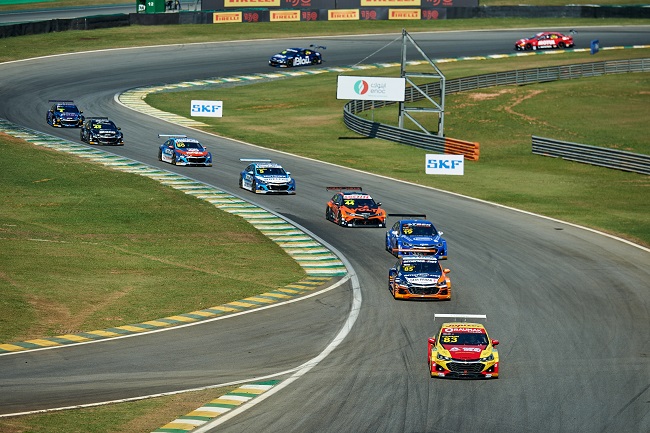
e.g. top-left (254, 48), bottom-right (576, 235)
top-left (0, 134), bottom-right (304, 343)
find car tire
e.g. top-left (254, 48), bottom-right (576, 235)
top-left (558, 42), bottom-right (566, 49)
top-left (251, 179), bottom-right (257, 193)
top-left (525, 43), bottom-right (532, 50)
top-left (337, 211), bottom-right (346, 227)
top-left (171, 153), bottom-right (177, 165)
top-left (157, 149), bottom-right (162, 161)
top-left (239, 176), bottom-right (244, 189)
top-left (325, 206), bottom-right (331, 221)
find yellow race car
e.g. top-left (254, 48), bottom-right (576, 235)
top-left (428, 314), bottom-right (499, 379)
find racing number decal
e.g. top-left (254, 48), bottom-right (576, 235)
top-left (442, 336), bottom-right (458, 343)
top-left (403, 265), bottom-right (415, 272)
top-left (403, 227), bottom-right (413, 235)
top-left (258, 168), bottom-right (267, 174)
top-left (344, 199), bottom-right (355, 206)
top-left (93, 124), bottom-right (102, 129)
top-left (176, 142), bottom-right (185, 148)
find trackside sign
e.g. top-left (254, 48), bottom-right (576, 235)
top-left (337, 76), bottom-right (405, 102)
top-left (191, 100), bottom-right (223, 118)
top-left (426, 154), bottom-right (464, 175)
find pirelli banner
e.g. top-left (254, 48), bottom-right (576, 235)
top-left (204, 0), bottom-right (477, 15)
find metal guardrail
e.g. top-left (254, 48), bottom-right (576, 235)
top-left (344, 58), bottom-right (650, 162)
top-left (532, 136), bottom-right (650, 175)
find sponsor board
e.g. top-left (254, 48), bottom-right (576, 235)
top-left (337, 76), bottom-right (405, 102)
top-left (191, 100), bottom-right (223, 118)
top-left (213, 12), bottom-right (242, 23)
top-left (426, 154), bottom-right (464, 175)
top-left (362, 0), bottom-right (420, 5)
top-left (388, 8), bottom-right (421, 19)
top-left (270, 10), bottom-right (300, 21)
top-left (328, 9), bottom-right (360, 20)
top-left (224, 0), bottom-right (280, 6)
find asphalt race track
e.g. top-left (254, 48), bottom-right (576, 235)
top-left (0, 26), bottom-right (649, 433)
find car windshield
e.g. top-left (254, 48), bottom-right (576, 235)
top-left (343, 198), bottom-right (377, 208)
top-left (58, 105), bottom-right (79, 113)
top-left (401, 261), bottom-right (440, 274)
top-left (440, 332), bottom-right (488, 346)
top-left (176, 141), bottom-right (202, 149)
top-left (94, 121), bottom-right (117, 130)
top-left (401, 224), bottom-right (435, 236)
top-left (256, 167), bottom-right (286, 176)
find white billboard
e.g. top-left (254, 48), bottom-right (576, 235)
top-left (426, 154), bottom-right (464, 175)
top-left (337, 76), bottom-right (406, 102)
top-left (190, 100), bottom-right (223, 118)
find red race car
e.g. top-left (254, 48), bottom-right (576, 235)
top-left (515, 31), bottom-right (575, 51)
top-left (325, 187), bottom-right (386, 228)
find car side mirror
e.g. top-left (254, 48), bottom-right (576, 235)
top-left (247, 171), bottom-right (253, 175)
top-left (391, 230), bottom-right (398, 235)
top-left (286, 172), bottom-right (291, 175)
top-left (428, 337), bottom-right (436, 345)
top-left (377, 202), bottom-right (382, 206)
top-left (438, 231), bottom-right (444, 236)
top-left (443, 268), bottom-right (450, 273)
top-left (80, 110), bottom-right (83, 114)
top-left (117, 127), bottom-right (121, 130)
top-left (492, 339), bottom-right (499, 347)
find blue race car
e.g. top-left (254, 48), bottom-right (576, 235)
top-left (46, 100), bottom-right (84, 127)
top-left (269, 45), bottom-right (324, 68)
top-left (239, 159), bottom-right (296, 194)
top-left (388, 256), bottom-right (451, 301)
top-left (157, 134), bottom-right (212, 166)
top-left (385, 214), bottom-right (448, 259)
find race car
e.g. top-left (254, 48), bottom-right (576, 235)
top-left (46, 100), bottom-right (84, 127)
top-left (325, 187), bottom-right (386, 228)
top-left (428, 314), bottom-right (499, 379)
top-left (515, 31), bottom-right (575, 51)
top-left (80, 117), bottom-right (124, 146)
top-left (239, 158), bottom-right (296, 194)
top-left (388, 256), bottom-right (451, 301)
top-left (269, 45), bottom-right (324, 68)
top-left (157, 134), bottom-right (212, 166)
top-left (385, 214), bottom-right (447, 259)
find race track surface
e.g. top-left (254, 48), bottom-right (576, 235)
top-left (0, 27), bottom-right (649, 432)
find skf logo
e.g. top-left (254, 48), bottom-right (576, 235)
top-left (425, 154), bottom-right (464, 175)
top-left (354, 80), bottom-right (369, 95)
top-left (190, 100), bottom-right (223, 118)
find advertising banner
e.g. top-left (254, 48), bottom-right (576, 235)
top-left (337, 76), bottom-right (405, 102)
top-left (191, 100), bottom-right (223, 118)
top-left (224, 0), bottom-right (280, 7)
top-left (361, 0), bottom-right (420, 6)
top-left (213, 11), bottom-right (242, 22)
top-left (425, 154), bottom-right (464, 175)
top-left (388, 8), bottom-right (420, 19)
top-left (270, 10), bottom-right (301, 21)
top-left (328, 9), bottom-right (360, 20)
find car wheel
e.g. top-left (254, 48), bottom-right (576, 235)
top-left (239, 176), bottom-right (244, 189)
top-left (525, 43), bottom-right (532, 50)
top-left (80, 132), bottom-right (84, 142)
top-left (251, 179), bottom-right (257, 193)
top-left (171, 153), bottom-right (177, 165)
top-left (558, 42), bottom-right (566, 49)
top-left (337, 211), bottom-right (346, 227)
top-left (157, 149), bottom-right (162, 161)
top-left (325, 206), bottom-right (331, 221)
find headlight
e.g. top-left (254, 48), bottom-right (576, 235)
top-left (437, 353), bottom-right (451, 361)
top-left (479, 354), bottom-right (494, 362)
top-left (256, 177), bottom-right (268, 184)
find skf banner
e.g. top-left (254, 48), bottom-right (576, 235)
top-left (328, 9), bottom-right (360, 20)
top-left (270, 10), bottom-right (300, 21)
top-left (426, 154), bottom-right (464, 175)
top-left (213, 12), bottom-right (242, 23)
top-left (191, 100), bottom-right (223, 118)
top-left (337, 76), bottom-right (405, 102)
top-left (224, 0), bottom-right (280, 6)
top-left (361, 0), bottom-right (420, 5)
top-left (388, 8), bottom-right (421, 19)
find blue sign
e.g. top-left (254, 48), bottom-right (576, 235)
top-left (591, 39), bottom-right (599, 55)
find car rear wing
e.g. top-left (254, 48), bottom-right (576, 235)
top-left (388, 213), bottom-right (427, 219)
top-left (158, 134), bottom-right (187, 138)
top-left (48, 99), bottom-right (75, 103)
top-left (309, 44), bottom-right (327, 50)
top-left (86, 117), bottom-right (109, 120)
top-left (326, 186), bottom-right (362, 191)
top-left (434, 314), bottom-right (487, 322)
top-left (240, 158), bottom-right (272, 163)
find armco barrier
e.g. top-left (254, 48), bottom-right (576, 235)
top-left (344, 59), bottom-right (650, 161)
top-left (532, 136), bottom-right (650, 175)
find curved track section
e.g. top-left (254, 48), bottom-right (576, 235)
top-left (0, 27), bottom-right (649, 432)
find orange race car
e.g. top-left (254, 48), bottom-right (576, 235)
top-left (325, 187), bottom-right (386, 228)
top-left (428, 314), bottom-right (500, 379)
